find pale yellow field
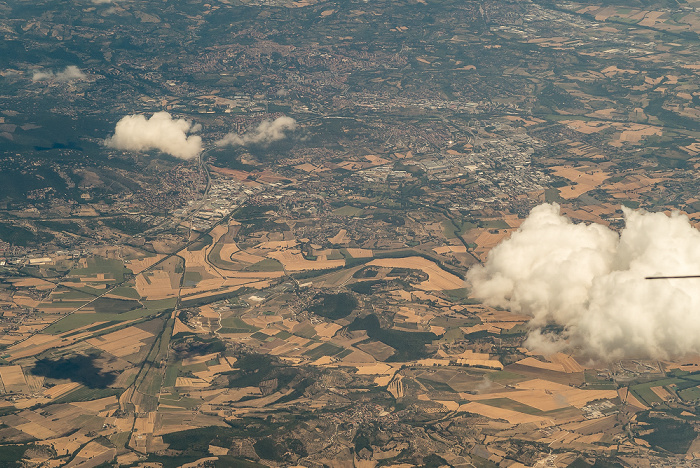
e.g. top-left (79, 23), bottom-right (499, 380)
top-left (135, 270), bottom-right (178, 300)
top-left (0, 365), bottom-right (26, 392)
top-left (133, 411), bottom-right (156, 435)
top-left (515, 357), bottom-right (569, 373)
top-left (7, 278), bottom-right (55, 289)
top-left (458, 401), bottom-right (550, 425)
top-left (180, 249), bottom-right (223, 279)
top-left (176, 377), bottom-right (210, 388)
top-left (314, 322), bottom-right (342, 339)
top-left (471, 229), bottom-right (513, 255)
top-left (513, 379), bottom-right (617, 409)
top-left (43, 382), bottom-right (81, 399)
top-left (368, 257), bottom-right (463, 290)
top-left (551, 166), bottom-right (610, 200)
top-left (209, 225), bottom-right (229, 243)
top-left (650, 385), bottom-right (674, 401)
top-left (560, 207), bottom-right (609, 225)
top-left (87, 326), bottom-right (154, 357)
top-left (355, 363), bottom-right (396, 375)
top-left (71, 441), bottom-right (116, 464)
top-left (127, 255), bottom-right (165, 274)
top-left (13, 295), bottom-right (41, 308)
top-left (329, 229), bottom-right (351, 245)
top-left (561, 414), bottom-right (616, 433)
top-left (182, 352), bottom-right (220, 366)
top-left (230, 249), bottom-right (266, 264)
top-left (433, 245), bottom-right (467, 255)
top-left (390, 289), bottom-right (414, 301)
top-left (218, 241), bottom-right (243, 263)
top-left (463, 380), bottom-right (605, 414)
top-left (70, 395), bottom-right (118, 413)
top-left (192, 361), bottom-right (232, 383)
top-left (618, 124), bottom-right (661, 143)
top-left (345, 248), bottom-right (373, 258)
top-left (638, 10), bottom-right (666, 27)
top-left (38, 431), bottom-right (92, 457)
top-left (268, 336), bottom-right (313, 357)
top-left (558, 183), bottom-right (596, 200)
top-left (8, 333), bottom-right (63, 360)
top-left (339, 349), bottom-right (375, 364)
top-left (549, 353), bottom-right (585, 373)
top-left (173, 318), bottom-right (195, 335)
top-left (16, 421), bottom-right (58, 439)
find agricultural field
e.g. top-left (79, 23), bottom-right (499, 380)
top-left (6, 0), bottom-right (700, 464)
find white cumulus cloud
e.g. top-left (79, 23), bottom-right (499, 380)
top-left (33, 65), bottom-right (87, 82)
top-left (467, 203), bottom-right (700, 360)
top-left (104, 112), bottom-right (202, 160)
top-left (216, 116), bottom-right (297, 147)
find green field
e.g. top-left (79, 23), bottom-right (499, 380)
top-left (160, 394), bottom-right (201, 410)
top-left (183, 271), bottom-right (203, 286)
top-left (485, 371), bottom-right (528, 384)
top-left (63, 320), bottom-right (121, 337)
top-left (544, 188), bottom-right (564, 203)
top-left (106, 286), bottom-right (141, 299)
top-left (208, 243), bottom-right (242, 270)
top-left (442, 219), bottom-right (477, 238)
top-left (108, 432), bottom-right (131, 449)
top-left (143, 298), bottom-right (177, 312)
top-left (251, 331), bottom-right (273, 341)
top-left (480, 219), bottom-right (511, 229)
top-left (326, 250), bottom-right (345, 260)
top-left (478, 397), bottom-right (544, 415)
top-left (70, 257), bottom-right (131, 282)
top-left (40, 300), bottom-right (91, 309)
top-left (43, 306), bottom-right (164, 334)
top-left (416, 377), bottom-right (456, 393)
top-left (220, 316), bottom-right (260, 333)
top-left (437, 328), bottom-right (465, 343)
top-left (53, 386), bottom-right (123, 404)
top-left (164, 363), bottom-right (181, 387)
top-left (584, 370), bottom-right (617, 390)
top-left (678, 386), bottom-right (700, 401)
top-left (246, 258), bottom-right (284, 272)
top-left (332, 205), bottom-right (364, 216)
top-left (187, 234), bottom-right (213, 251)
top-left (303, 342), bottom-right (343, 359)
top-left (629, 378), bottom-right (682, 406)
top-left (181, 363), bottom-right (209, 373)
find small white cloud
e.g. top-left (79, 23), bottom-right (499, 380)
top-left (104, 111), bottom-right (202, 160)
top-left (216, 116), bottom-right (297, 147)
top-left (32, 65), bottom-right (87, 82)
top-left (32, 71), bottom-right (54, 81)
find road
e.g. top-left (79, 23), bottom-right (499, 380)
top-left (142, 147), bottom-right (213, 236)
